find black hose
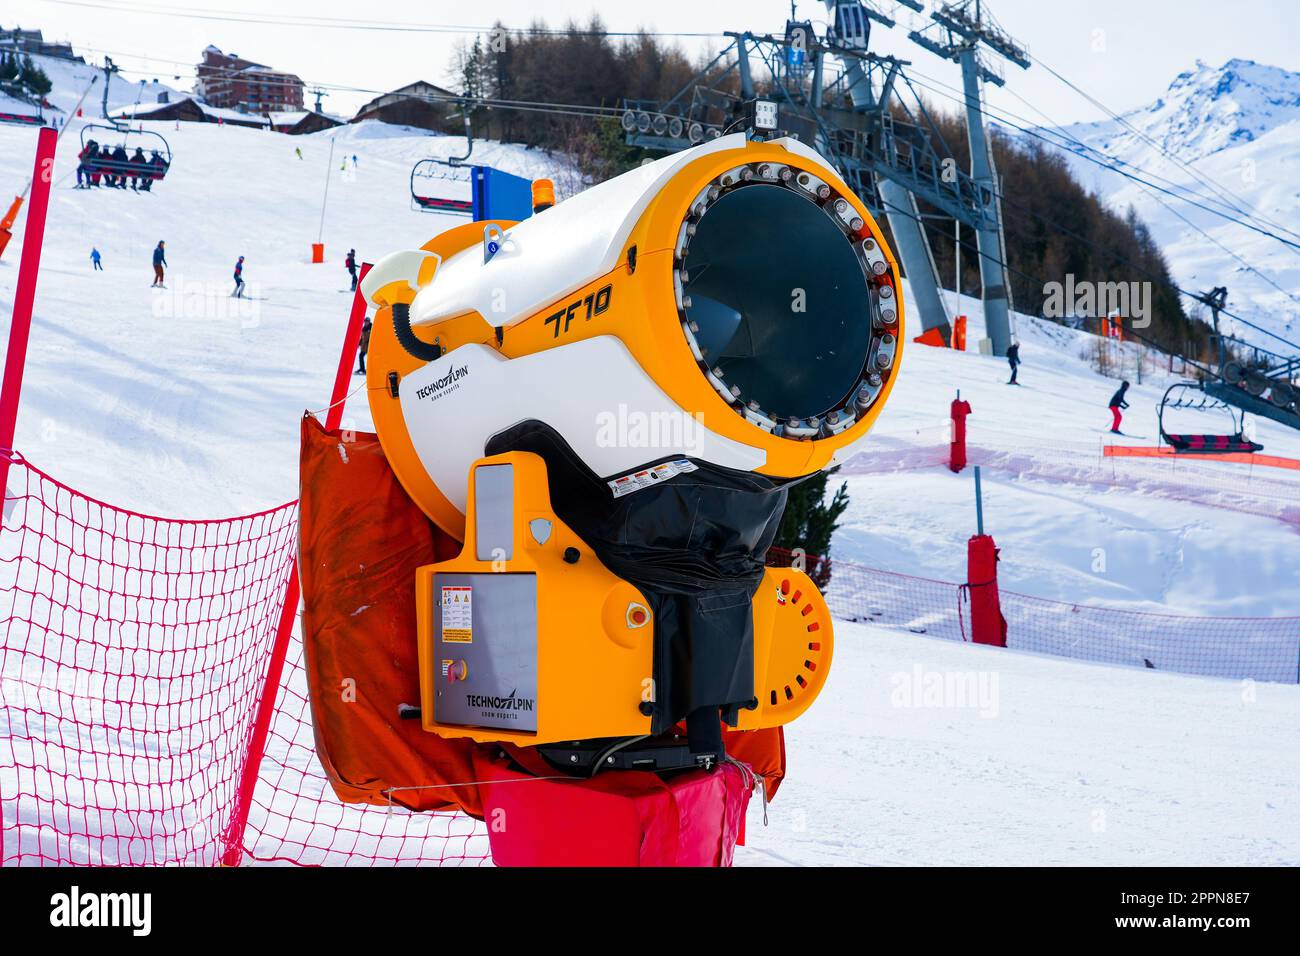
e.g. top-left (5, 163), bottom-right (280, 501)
top-left (391, 302), bottom-right (442, 362)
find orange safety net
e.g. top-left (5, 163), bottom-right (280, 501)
top-left (1102, 444), bottom-right (1300, 470)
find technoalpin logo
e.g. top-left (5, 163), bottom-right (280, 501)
top-left (465, 688), bottom-right (535, 711)
top-left (415, 365), bottom-right (469, 401)
top-left (49, 886), bottom-right (152, 936)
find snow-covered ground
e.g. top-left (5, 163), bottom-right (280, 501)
top-left (738, 620), bottom-right (1298, 866)
top-left (0, 111), bottom-right (1296, 866)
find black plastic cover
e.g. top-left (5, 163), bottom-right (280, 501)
top-left (485, 421), bottom-right (790, 735)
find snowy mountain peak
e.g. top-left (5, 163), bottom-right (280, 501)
top-left (1130, 58), bottom-right (1300, 160)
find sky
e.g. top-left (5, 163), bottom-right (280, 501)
top-left (6, 0), bottom-right (1298, 123)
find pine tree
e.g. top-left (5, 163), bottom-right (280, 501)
top-left (17, 55), bottom-right (51, 97)
top-left (773, 468), bottom-right (850, 589)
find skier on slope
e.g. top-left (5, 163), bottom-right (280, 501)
top-left (356, 314), bottom-right (372, 375)
top-left (232, 255), bottom-right (246, 298)
top-left (1108, 380), bottom-right (1131, 434)
top-left (1006, 340), bottom-right (1021, 385)
top-left (90, 248), bottom-right (103, 271)
top-left (345, 248), bottom-right (358, 292)
top-left (151, 241), bottom-right (168, 288)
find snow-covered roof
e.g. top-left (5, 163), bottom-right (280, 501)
top-left (195, 101), bottom-right (270, 125)
top-left (108, 96), bottom-right (270, 127)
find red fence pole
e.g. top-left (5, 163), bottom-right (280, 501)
top-left (325, 262), bottom-right (372, 432)
top-left (219, 570), bottom-right (300, 865)
top-left (949, 392), bottom-right (971, 473)
top-left (219, 266), bottom-right (374, 865)
top-left (0, 126), bottom-right (57, 497)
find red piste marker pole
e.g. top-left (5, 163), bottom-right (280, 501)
top-left (220, 262), bottom-right (375, 866)
top-left (325, 261), bottom-right (373, 431)
top-left (0, 126), bottom-right (57, 498)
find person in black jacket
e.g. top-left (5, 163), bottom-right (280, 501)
top-left (345, 249), bottom-right (358, 292)
top-left (111, 145), bottom-right (130, 188)
top-left (129, 147), bottom-right (148, 190)
top-left (1006, 340), bottom-right (1021, 384)
top-left (1108, 380), bottom-right (1131, 434)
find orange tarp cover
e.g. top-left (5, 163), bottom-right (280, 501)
top-left (297, 415), bottom-right (787, 816)
top-left (298, 414), bottom-right (487, 815)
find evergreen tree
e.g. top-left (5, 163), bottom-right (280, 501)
top-left (773, 468), bottom-right (850, 589)
top-left (17, 55), bottom-right (51, 97)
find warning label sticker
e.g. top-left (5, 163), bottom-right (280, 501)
top-left (441, 586), bottom-right (473, 643)
top-left (607, 459), bottom-right (698, 498)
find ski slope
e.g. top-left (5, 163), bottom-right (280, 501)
top-left (738, 618), bottom-right (1298, 866)
top-left (0, 113), bottom-right (1296, 866)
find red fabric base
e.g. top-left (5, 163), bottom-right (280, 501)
top-left (967, 534), bottom-right (1007, 647)
top-left (473, 751), bottom-right (753, 867)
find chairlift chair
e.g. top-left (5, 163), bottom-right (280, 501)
top-left (409, 157), bottom-right (474, 214)
top-left (77, 122), bottom-right (172, 186)
top-left (0, 110), bottom-right (43, 127)
top-left (1158, 382), bottom-right (1263, 454)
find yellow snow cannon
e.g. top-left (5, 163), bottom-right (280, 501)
top-left (360, 133), bottom-right (903, 770)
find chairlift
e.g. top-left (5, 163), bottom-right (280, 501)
top-left (77, 122), bottom-right (172, 188)
top-left (1158, 382), bottom-right (1263, 454)
top-left (409, 109), bottom-right (477, 214)
top-left (0, 109), bottom-right (43, 127)
top-left (409, 158), bottom-right (474, 214)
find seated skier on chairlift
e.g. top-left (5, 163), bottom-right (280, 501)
top-left (147, 150), bottom-right (168, 188)
top-left (112, 145), bottom-right (130, 188)
top-left (129, 147), bottom-right (148, 190)
top-left (76, 139), bottom-right (98, 188)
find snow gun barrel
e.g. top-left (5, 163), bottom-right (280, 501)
top-left (361, 133), bottom-right (904, 535)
